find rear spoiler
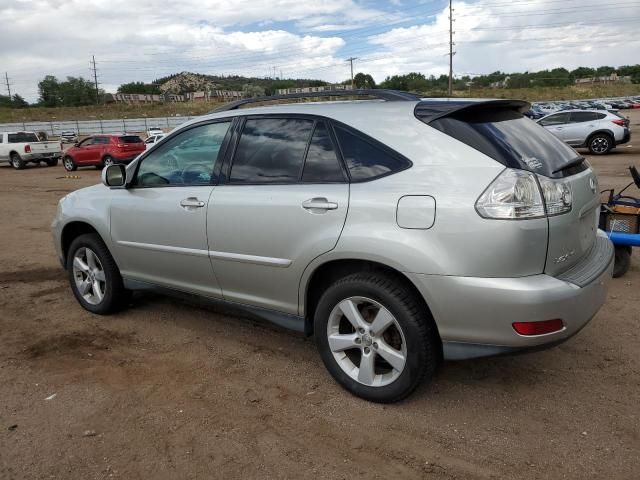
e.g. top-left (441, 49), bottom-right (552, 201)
top-left (415, 99), bottom-right (530, 124)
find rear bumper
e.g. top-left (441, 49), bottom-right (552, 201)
top-left (406, 232), bottom-right (614, 360)
top-left (22, 152), bottom-right (61, 161)
top-left (616, 129), bottom-right (631, 145)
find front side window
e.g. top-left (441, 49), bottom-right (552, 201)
top-left (134, 121), bottom-right (231, 187)
top-left (539, 113), bottom-right (570, 126)
top-left (78, 138), bottom-right (93, 147)
top-left (334, 126), bottom-right (410, 181)
top-left (93, 137), bottom-right (109, 145)
top-left (230, 118), bottom-right (314, 183)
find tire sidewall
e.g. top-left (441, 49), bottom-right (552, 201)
top-left (66, 234), bottom-right (120, 314)
top-left (11, 153), bottom-right (24, 170)
top-left (589, 134), bottom-right (612, 155)
top-left (315, 277), bottom-right (431, 402)
top-left (63, 156), bottom-right (76, 171)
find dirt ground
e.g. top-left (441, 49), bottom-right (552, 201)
top-left (1, 111), bottom-right (639, 480)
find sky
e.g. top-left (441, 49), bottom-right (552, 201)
top-left (1, 0), bottom-right (639, 102)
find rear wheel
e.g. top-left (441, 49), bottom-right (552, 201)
top-left (613, 245), bottom-right (632, 278)
top-left (46, 158), bottom-right (59, 167)
top-left (314, 272), bottom-right (440, 403)
top-left (588, 133), bottom-right (613, 155)
top-left (67, 233), bottom-right (129, 314)
top-left (63, 156), bottom-right (77, 171)
top-left (10, 153), bottom-right (25, 170)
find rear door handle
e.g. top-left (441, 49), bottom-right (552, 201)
top-left (302, 197), bottom-right (338, 211)
top-left (180, 197), bottom-right (205, 208)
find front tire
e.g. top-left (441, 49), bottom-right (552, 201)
top-left (314, 272), bottom-right (440, 403)
top-left (66, 233), bottom-right (128, 314)
top-left (63, 156), bottom-right (77, 171)
top-left (10, 153), bottom-right (25, 170)
top-left (588, 133), bottom-right (613, 155)
top-left (102, 155), bottom-right (114, 168)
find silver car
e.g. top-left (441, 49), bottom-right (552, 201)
top-left (52, 92), bottom-right (613, 402)
top-left (537, 109), bottom-right (631, 154)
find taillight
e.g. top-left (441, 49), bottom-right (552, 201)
top-left (476, 168), bottom-right (572, 220)
top-left (513, 319), bottom-right (564, 336)
top-left (24, 145), bottom-right (31, 153)
top-left (611, 119), bottom-right (626, 126)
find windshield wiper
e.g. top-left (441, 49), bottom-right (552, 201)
top-left (552, 156), bottom-right (585, 174)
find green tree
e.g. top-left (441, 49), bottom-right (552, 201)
top-left (38, 75), bottom-right (102, 107)
top-left (242, 84), bottom-right (265, 98)
top-left (38, 75), bottom-right (61, 107)
top-left (12, 94), bottom-right (28, 108)
top-left (118, 81), bottom-right (161, 94)
top-left (353, 73), bottom-right (376, 89)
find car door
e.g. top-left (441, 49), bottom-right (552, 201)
top-left (109, 120), bottom-right (233, 297)
top-left (538, 112), bottom-right (570, 141)
top-left (564, 111), bottom-right (598, 145)
top-left (73, 137), bottom-right (95, 164)
top-left (207, 116), bottom-right (349, 314)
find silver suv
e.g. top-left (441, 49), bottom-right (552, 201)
top-left (52, 91), bottom-right (614, 402)
top-left (537, 109), bottom-right (631, 154)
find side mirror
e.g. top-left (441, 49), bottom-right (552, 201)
top-left (102, 164), bottom-right (126, 188)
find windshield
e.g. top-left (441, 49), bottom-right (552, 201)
top-left (8, 132), bottom-right (39, 143)
top-left (427, 109), bottom-right (585, 178)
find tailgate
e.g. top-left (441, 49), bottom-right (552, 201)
top-left (30, 142), bottom-right (61, 154)
top-left (545, 168), bottom-right (600, 276)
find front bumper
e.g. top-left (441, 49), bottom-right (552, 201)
top-left (406, 232), bottom-right (614, 360)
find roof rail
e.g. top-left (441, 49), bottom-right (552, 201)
top-left (210, 89), bottom-right (421, 113)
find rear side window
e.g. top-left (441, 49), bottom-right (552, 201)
top-left (334, 126), bottom-right (410, 181)
top-left (426, 109), bottom-right (581, 179)
top-left (570, 112), bottom-right (597, 123)
top-left (301, 122), bottom-right (345, 183)
top-left (119, 135), bottom-right (143, 144)
top-left (8, 132), bottom-right (39, 143)
top-left (230, 118), bottom-right (314, 183)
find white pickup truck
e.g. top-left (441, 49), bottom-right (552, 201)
top-left (0, 131), bottom-right (62, 169)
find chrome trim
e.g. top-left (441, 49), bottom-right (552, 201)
top-left (117, 240), bottom-right (209, 257)
top-left (208, 250), bottom-right (292, 267)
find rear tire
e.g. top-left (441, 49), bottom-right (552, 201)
top-left (46, 158), bottom-right (59, 167)
top-left (66, 233), bottom-right (129, 314)
top-left (63, 156), bottom-right (77, 171)
top-left (314, 272), bottom-right (440, 403)
top-left (588, 133), bottom-right (613, 155)
top-left (613, 245), bottom-right (631, 278)
top-left (10, 153), bottom-right (25, 170)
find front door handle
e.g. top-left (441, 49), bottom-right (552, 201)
top-left (302, 197), bottom-right (338, 211)
top-left (180, 197), bottom-right (205, 208)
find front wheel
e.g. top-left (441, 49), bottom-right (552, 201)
top-left (10, 153), bottom-right (25, 170)
top-left (588, 133), bottom-right (613, 155)
top-left (102, 155), bottom-right (114, 168)
top-left (314, 273), bottom-right (440, 403)
top-left (63, 156), bottom-right (77, 171)
top-left (66, 233), bottom-right (129, 314)
top-left (613, 245), bottom-right (632, 278)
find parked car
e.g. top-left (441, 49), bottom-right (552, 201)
top-left (537, 109), bottom-right (631, 154)
top-left (144, 134), bottom-right (166, 148)
top-left (147, 127), bottom-right (164, 137)
top-left (60, 131), bottom-right (78, 143)
top-left (62, 134), bottom-right (144, 171)
top-left (52, 92), bottom-right (613, 402)
top-left (0, 131), bottom-right (62, 169)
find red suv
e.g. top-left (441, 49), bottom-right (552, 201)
top-left (62, 135), bottom-right (145, 171)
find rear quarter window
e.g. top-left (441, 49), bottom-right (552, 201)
top-left (8, 132), bottom-right (39, 143)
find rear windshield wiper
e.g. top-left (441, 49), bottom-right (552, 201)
top-left (552, 156), bottom-right (585, 174)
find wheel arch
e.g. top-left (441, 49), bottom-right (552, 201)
top-left (301, 258), bottom-right (439, 340)
top-left (61, 221), bottom-right (103, 267)
top-left (587, 129), bottom-right (615, 142)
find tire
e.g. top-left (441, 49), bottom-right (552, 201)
top-left (314, 272), bottom-right (440, 403)
top-left (102, 155), bottom-right (114, 168)
top-left (588, 133), bottom-right (613, 155)
top-left (66, 233), bottom-right (128, 314)
top-left (63, 156), bottom-right (77, 171)
top-left (46, 158), bottom-right (59, 167)
top-left (10, 153), bottom-right (25, 170)
top-left (613, 245), bottom-right (631, 278)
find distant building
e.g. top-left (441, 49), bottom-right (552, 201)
top-left (276, 84), bottom-right (354, 95)
top-left (105, 89), bottom-right (243, 104)
top-left (575, 73), bottom-right (632, 85)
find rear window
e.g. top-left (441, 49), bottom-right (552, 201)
top-left (118, 135), bottom-right (143, 144)
top-left (425, 109), bottom-right (583, 178)
top-left (8, 132), bottom-right (39, 143)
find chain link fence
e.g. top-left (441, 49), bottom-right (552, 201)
top-left (0, 116), bottom-right (198, 137)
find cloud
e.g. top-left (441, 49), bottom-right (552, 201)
top-left (1, 0), bottom-right (639, 102)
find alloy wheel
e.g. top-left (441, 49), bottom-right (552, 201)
top-left (72, 247), bottom-right (106, 305)
top-left (591, 137), bottom-right (609, 154)
top-left (327, 296), bottom-right (407, 387)
top-left (64, 158), bottom-right (74, 170)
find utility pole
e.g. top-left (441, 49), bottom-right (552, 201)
top-left (346, 57), bottom-right (358, 89)
top-left (4, 72), bottom-right (11, 98)
top-left (91, 55), bottom-right (100, 104)
top-left (448, 0), bottom-right (455, 97)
